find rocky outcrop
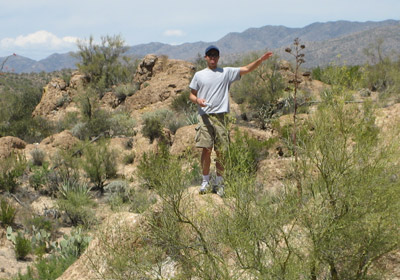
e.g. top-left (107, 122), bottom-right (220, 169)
top-left (0, 136), bottom-right (27, 159)
top-left (24, 130), bottom-right (80, 164)
top-left (32, 78), bottom-right (70, 120)
top-left (126, 55), bottom-right (195, 111)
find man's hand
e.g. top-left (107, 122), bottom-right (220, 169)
top-left (197, 98), bottom-right (207, 107)
top-left (240, 51), bottom-right (273, 76)
top-left (260, 51), bottom-right (273, 61)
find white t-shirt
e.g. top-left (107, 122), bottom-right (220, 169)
top-left (189, 67), bottom-right (241, 115)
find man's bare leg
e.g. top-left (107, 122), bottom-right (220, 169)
top-left (201, 148), bottom-right (212, 176)
top-left (199, 148), bottom-right (212, 194)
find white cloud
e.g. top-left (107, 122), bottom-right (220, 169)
top-left (0, 31), bottom-right (80, 59)
top-left (0, 30), bottom-right (78, 49)
top-left (163, 29), bottom-right (185, 37)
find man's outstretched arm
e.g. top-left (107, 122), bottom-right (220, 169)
top-left (240, 51), bottom-right (273, 76)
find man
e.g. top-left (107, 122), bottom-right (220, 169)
top-left (189, 45), bottom-right (273, 196)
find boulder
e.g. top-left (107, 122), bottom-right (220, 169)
top-left (126, 55), bottom-right (194, 112)
top-left (0, 136), bottom-right (27, 159)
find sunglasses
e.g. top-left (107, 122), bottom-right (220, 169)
top-left (207, 53), bottom-right (219, 58)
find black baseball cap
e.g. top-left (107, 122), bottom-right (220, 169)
top-left (205, 45), bottom-right (220, 56)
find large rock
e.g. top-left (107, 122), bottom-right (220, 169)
top-left (126, 55), bottom-right (194, 112)
top-left (170, 124), bottom-right (198, 156)
top-left (0, 136), bottom-right (27, 159)
top-left (24, 130), bottom-right (80, 163)
top-left (32, 78), bottom-right (69, 119)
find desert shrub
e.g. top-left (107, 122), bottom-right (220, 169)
top-left (137, 143), bottom-right (172, 189)
top-left (28, 162), bottom-right (50, 193)
top-left (0, 78), bottom-right (54, 143)
top-left (166, 115), bottom-right (187, 134)
top-left (194, 52), bottom-right (208, 71)
top-left (171, 90), bottom-right (193, 113)
top-left (30, 148), bottom-right (46, 166)
top-left (105, 180), bottom-right (130, 200)
top-left (141, 108), bottom-right (183, 141)
top-left (57, 189), bottom-right (96, 228)
top-left (114, 83), bottom-right (139, 100)
top-left (80, 139), bottom-right (117, 193)
top-left (128, 187), bottom-right (157, 214)
top-left (84, 109), bottom-right (113, 139)
top-left (15, 232), bottom-right (32, 260)
top-left (74, 35), bottom-right (136, 93)
top-left (295, 96), bottom-right (400, 279)
top-left (222, 129), bottom-right (276, 179)
top-left (169, 92), bottom-right (197, 129)
top-left (55, 111), bottom-right (79, 132)
top-left (15, 228), bottom-right (90, 280)
top-left (15, 255), bottom-right (76, 280)
top-left (122, 152), bottom-right (135, 165)
top-left (0, 153), bottom-right (27, 193)
top-left (231, 52), bottom-right (285, 128)
top-left (0, 199), bottom-right (16, 227)
top-left (109, 111), bottom-right (137, 136)
top-left (47, 149), bottom-right (81, 196)
top-left (312, 64), bottom-right (362, 90)
top-left (25, 216), bottom-right (54, 236)
top-left (105, 180), bottom-right (130, 211)
top-left (141, 114), bottom-right (164, 143)
top-left (362, 38), bottom-right (400, 96)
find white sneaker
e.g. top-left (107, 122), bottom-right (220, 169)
top-left (213, 177), bottom-right (224, 197)
top-left (199, 181), bottom-right (210, 194)
top-left (214, 185), bottom-right (225, 197)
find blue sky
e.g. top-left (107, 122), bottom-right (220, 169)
top-left (1, 0), bottom-right (399, 60)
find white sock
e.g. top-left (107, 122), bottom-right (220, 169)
top-left (202, 174), bottom-right (210, 183)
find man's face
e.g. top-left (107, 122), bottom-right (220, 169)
top-left (205, 51), bottom-right (219, 69)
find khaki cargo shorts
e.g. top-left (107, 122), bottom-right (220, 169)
top-left (195, 113), bottom-right (230, 150)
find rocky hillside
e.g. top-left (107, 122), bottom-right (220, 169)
top-left (0, 55), bottom-right (400, 279)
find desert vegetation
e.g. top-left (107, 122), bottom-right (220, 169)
top-left (0, 36), bottom-right (399, 280)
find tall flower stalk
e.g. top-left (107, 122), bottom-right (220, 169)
top-left (285, 38), bottom-right (306, 197)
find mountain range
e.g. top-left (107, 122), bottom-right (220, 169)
top-left (1, 19), bottom-right (399, 73)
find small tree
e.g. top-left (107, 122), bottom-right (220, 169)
top-left (74, 35), bottom-right (133, 94)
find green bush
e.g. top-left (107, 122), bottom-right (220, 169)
top-left (29, 162), bottom-right (50, 192)
top-left (295, 97), bottom-right (400, 279)
top-left (312, 64), bottom-right (362, 91)
top-left (141, 108), bottom-right (183, 141)
top-left (0, 77), bottom-right (54, 143)
top-left (137, 143), bottom-right (172, 189)
top-left (114, 83), bottom-right (139, 99)
top-left (30, 148), bottom-right (46, 166)
top-left (171, 90), bottom-right (197, 116)
top-left (15, 233), bottom-right (32, 260)
top-left (74, 35), bottom-right (136, 92)
top-left (128, 187), bottom-right (157, 214)
top-left (57, 190), bottom-right (96, 228)
top-left (25, 216), bottom-right (54, 236)
top-left (15, 255), bottom-right (76, 280)
top-left (109, 111), bottom-right (137, 137)
top-left (47, 149), bottom-right (81, 196)
top-left (0, 199), bottom-right (16, 227)
top-left (81, 140), bottom-right (117, 193)
top-left (362, 38), bottom-right (400, 96)
top-left (0, 153), bottom-right (27, 193)
top-left (141, 115), bottom-right (163, 143)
